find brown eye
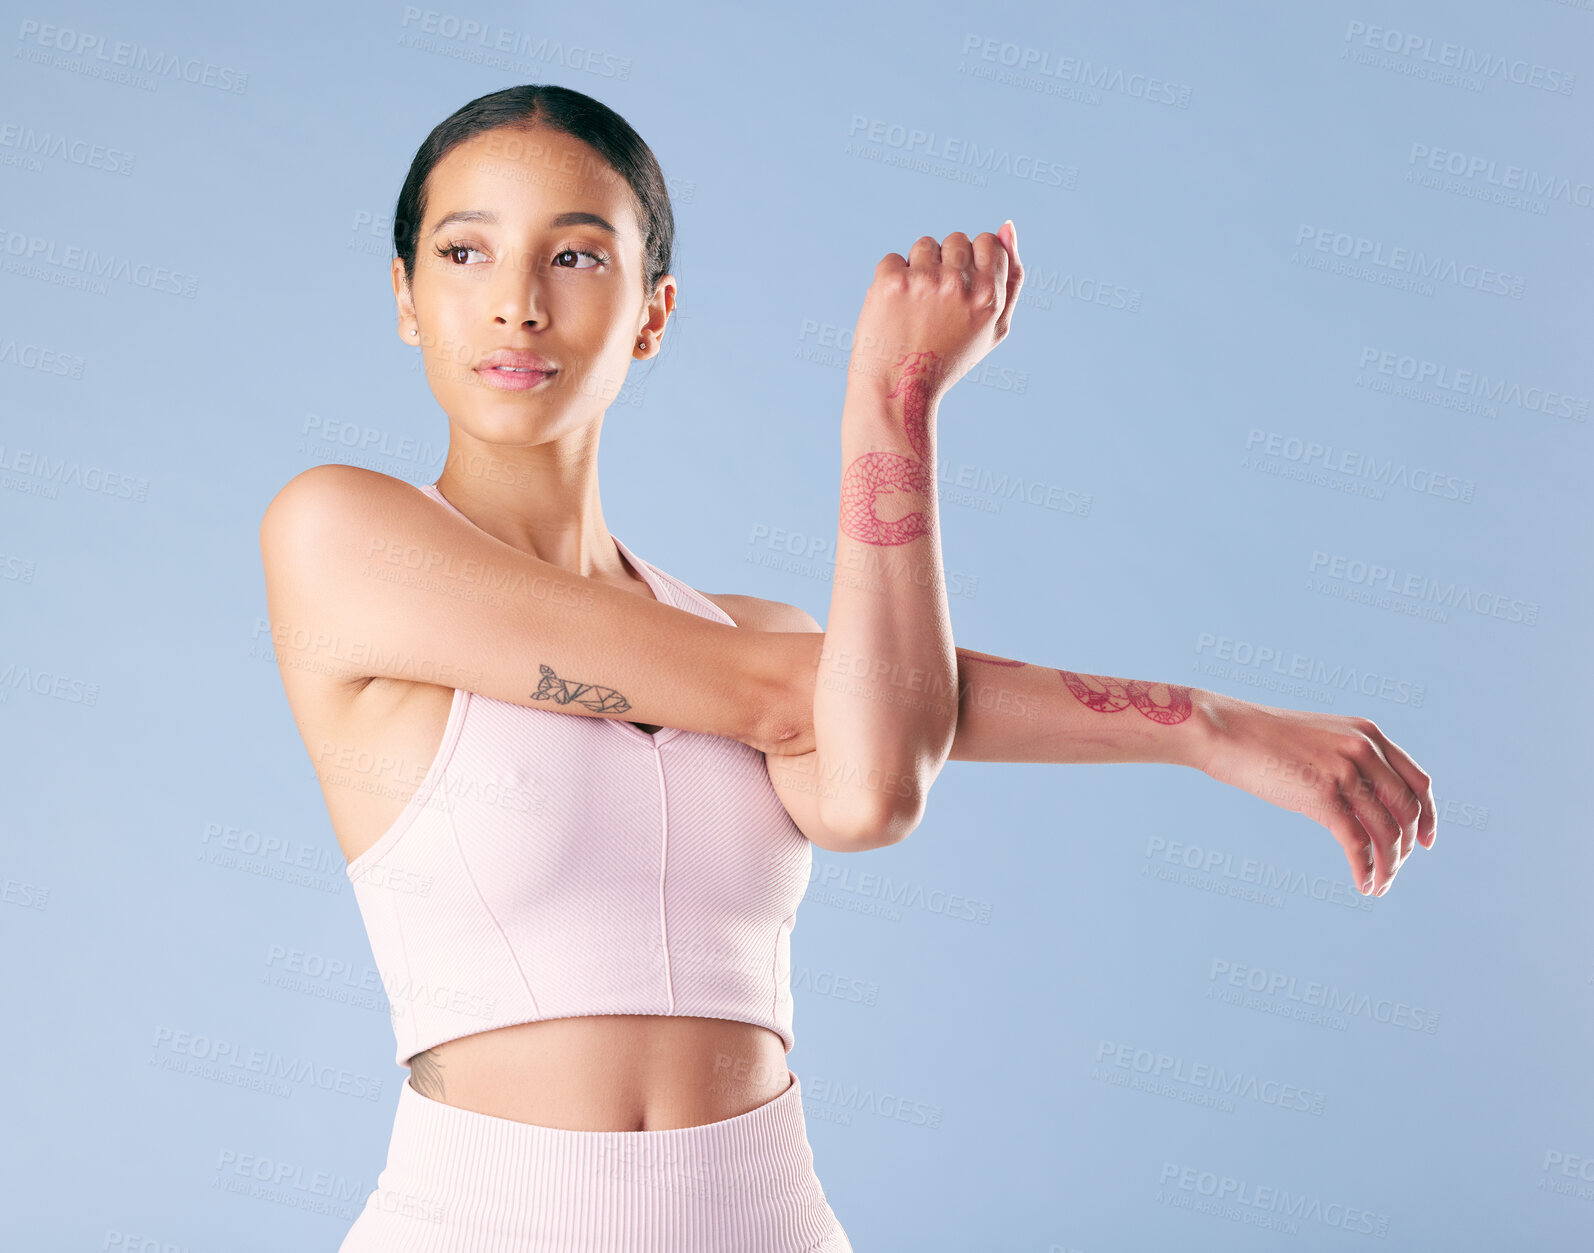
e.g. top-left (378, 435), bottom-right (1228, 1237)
top-left (434, 242), bottom-right (487, 265)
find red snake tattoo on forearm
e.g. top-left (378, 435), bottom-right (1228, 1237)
top-left (839, 351), bottom-right (941, 547)
top-left (1053, 669), bottom-right (1193, 725)
top-left (959, 649), bottom-right (1194, 725)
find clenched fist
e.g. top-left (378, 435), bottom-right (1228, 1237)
top-left (847, 220), bottom-right (1025, 400)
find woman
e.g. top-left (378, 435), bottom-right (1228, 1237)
top-left (259, 85), bottom-right (1436, 1250)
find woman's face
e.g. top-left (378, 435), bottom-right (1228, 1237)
top-left (392, 125), bottom-right (670, 446)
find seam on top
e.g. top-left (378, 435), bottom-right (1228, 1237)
top-left (653, 744), bottom-right (675, 1014)
top-left (771, 910), bottom-right (795, 1046)
top-left (388, 868), bottom-right (418, 1067)
top-left (438, 740), bottom-right (541, 1021)
top-left (345, 687), bottom-right (471, 881)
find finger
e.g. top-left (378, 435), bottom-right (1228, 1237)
top-left (1313, 782), bottom-right (1376, 894)
top-left (994, 219), bottom-right (1024, 340)
top-left (1349, 733), bottom-right (1422, 869)
top-left (972, 232), bottom-right (1009, 316)
top-left (940, 231), bottom-right (974, 277)
top-left (1362, 722), bottom-right (1437, 850)
top-left (873, 252), bottom-right (908, 282)
top-left (1338, 769), bottom-right (1403, 895)
top-left (908, 235), bottom-right (941, 268)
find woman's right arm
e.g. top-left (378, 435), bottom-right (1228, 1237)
top-left (258, 463), bottom-right (816, 754)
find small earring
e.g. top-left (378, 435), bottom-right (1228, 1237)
top-left (410, 327), bottom-right (418, 337)
top-left (637, 338), bottom-right (647, 351)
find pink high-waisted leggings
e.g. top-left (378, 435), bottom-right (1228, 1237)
top-left (338, 1067), bottom-right (852, 1251)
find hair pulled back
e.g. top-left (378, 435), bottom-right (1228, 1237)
top-left (392, 84), bottom-right (675, 302)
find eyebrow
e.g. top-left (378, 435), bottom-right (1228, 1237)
top-left (428, 209), bottom-right (619, 238)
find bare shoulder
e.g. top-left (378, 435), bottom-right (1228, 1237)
top-left (259, 463), bottom-right (409, 560)
top-left (698, 592), bottom-right (824, 634)
top-left (259, 465), bottom-right (428, 625)
top-left (258, 465), bottom-right (421, 703)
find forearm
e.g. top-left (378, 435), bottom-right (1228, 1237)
top-left (946, 646), bottom-right (1216, 768)
top-left (813, 358), bottom-right (959, 840)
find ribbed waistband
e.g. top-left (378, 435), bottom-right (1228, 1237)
top-left (343, 1068), bottom-right (849, 1252)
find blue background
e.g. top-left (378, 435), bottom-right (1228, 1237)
top-left (3, 1), bottom-right (1590, 1249)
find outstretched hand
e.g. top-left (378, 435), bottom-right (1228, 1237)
top-left (848, 220), bottom-right (1025, 398)
top-left (1191, 692), bottom-right (1438, 897)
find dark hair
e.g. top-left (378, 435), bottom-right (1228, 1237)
top-left (392, 85), bottom-right (675, 303)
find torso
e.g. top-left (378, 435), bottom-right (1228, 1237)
top-left (289, 537), bottom-right (789, 1131)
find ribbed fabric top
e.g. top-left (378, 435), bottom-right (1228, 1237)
top-left (344, 482), bottom-right (812, 1068)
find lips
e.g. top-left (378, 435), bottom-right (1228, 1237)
top-left (473, 350), bottom-right (557, 392)
top-left (477, 348), bottom-right (556, 374)
top-left (482, 364), bottom-right (553, 377)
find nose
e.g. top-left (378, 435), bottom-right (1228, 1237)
top-left (490, 247), bottom-right (548, 329)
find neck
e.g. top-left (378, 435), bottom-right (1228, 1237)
top-left (434, 425), bottom-right (623, 577)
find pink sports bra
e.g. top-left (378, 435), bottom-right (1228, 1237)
top-left (344, 481), bottom-right (812, 1068)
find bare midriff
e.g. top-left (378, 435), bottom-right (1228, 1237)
top-left (404, 1016), bottom-right (793, 1131)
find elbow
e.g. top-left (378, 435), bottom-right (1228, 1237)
top-left (818, 786), bottom-right (926, 853)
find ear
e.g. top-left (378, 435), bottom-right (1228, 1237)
top-left (392, 257), bottom-right (418, 343)
top-left (641, 273), bottom-right (677, 339)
